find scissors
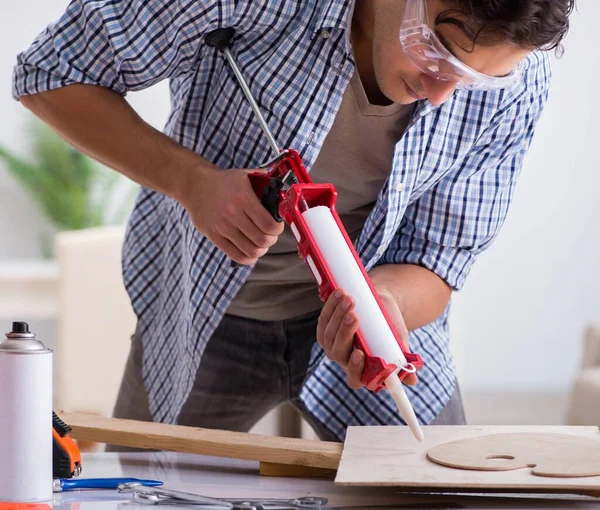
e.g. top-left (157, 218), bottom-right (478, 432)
top-left (117, 482), bottom-right (328, 509)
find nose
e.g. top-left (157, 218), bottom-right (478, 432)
top-left (420, 75), bottom-right (457, 106)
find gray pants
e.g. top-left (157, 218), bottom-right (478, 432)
top-left (109, 311), bottom-right (465, 449)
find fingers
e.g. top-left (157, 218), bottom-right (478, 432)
top-left (192, 168), bottom-right (285, 265)
top-left (347, 352), bottom-right (417, 388)
top-left (377, 290), bottom-right (418, 385)
top-left (213, 203), bottom-right (279, 264)
top-left (240, 180), bottom-right (285, 236)
top-left (213, 221), bottom-right (265, 264)
top-left (227, 229), bottom-right (269, 263)
top-left (249, 204), bottom-right (285, 236)
top-left (328, 308), bottom-right (358, 370)
top-left (317, 289), bottom-right (359, 371)
top-left (324, 296), bottom-right (355, 364)
top-left (228, 174), bottom-right (285, 260)
top-left (211, 236), bottom-right (252, 265)
top-left (240, 211), bottom-right (280, 249)
top-left (402, 373), bottom-right (418, 386)
top-left (347, 349), bottom-right (365, 389)
top-left (316, 289), bottom-right (343, 349)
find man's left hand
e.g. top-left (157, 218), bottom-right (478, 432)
top-left (316, 286), bottom-right (419, 389)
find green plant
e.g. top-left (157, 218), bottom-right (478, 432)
top-left (0, 120), bottom-right (137, 254)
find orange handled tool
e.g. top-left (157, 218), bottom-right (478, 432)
top-left (53, 411), bottom-right (82, 478)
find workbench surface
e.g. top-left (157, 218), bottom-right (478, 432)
top-left (47, 451), bottom-right (600, 509)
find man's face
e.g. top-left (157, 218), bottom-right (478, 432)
top-left (372, 0), bottom-right (532, 106)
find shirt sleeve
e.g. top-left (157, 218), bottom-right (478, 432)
top-left (379, 55), bottom-right (552, 291)
top-left (12, 0), bottom-right (225, 99)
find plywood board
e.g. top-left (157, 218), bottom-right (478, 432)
top-left (335, 425), bottom-right (600, 494)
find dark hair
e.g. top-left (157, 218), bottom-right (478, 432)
top-left (435, 0), bottom-right (575, 56)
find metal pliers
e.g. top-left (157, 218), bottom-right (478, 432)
top-left (117, 482), bottom-right (327, 509)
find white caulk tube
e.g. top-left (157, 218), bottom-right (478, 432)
top-left (302, 206), bottom-right (424, 441)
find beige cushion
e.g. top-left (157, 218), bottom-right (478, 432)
top-left (581, 324), bottom-right (600, 369)
top-left (566, 324), bottom-right (600, 426)
top-left (566, 370), bottom-right (600, 426)
top-left (54, 226), bottom-right (136, 417)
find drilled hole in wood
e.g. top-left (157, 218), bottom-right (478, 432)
top-left (486, 455), bottom-right (516, 460)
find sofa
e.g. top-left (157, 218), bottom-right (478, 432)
top-left (566, 324), bottom-right (600, 427)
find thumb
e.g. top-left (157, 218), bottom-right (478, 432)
top-left (379, 295), bottom-right (417, 385)
top-left (378, 290), bottom-right (410, 350)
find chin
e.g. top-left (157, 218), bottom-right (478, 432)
top-left (380, 85), bottom-right (418, 106)
top-left (377, 75), bottom-right (420, 105)
top-left (395, 94), bottom-right (420, 106)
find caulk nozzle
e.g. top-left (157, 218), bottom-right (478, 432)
top-left (385, 373), bottom-right (425, 442)
top-left (414, 427), bottom-right (425, 443)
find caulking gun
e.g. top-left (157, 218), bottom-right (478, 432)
top-left (205, 28), bottom-right (424, 441)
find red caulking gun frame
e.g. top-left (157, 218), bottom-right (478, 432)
top-left (205, 28), bottom-right (425, 440)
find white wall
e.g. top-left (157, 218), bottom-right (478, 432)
top-left (1, 1), bottom-right (598, 396)
top-left (452, 2), bottom-right (600, 393)
top-left (0, 0), bottom-right (171, 259)
top-left (0, 3), bottom-right (64, 258)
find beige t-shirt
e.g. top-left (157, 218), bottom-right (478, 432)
top-left (226, 70), bottom-right (413, 320)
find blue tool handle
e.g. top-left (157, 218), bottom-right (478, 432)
top-left (57, 477), bottom-right (163, 491)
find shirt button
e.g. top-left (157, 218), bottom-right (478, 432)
top-left (376, 247), bottom-right (385, 257)
top-left (320, 29), bottom-right (331, 39)
top-left (395, 182), bottom-right (405, 192)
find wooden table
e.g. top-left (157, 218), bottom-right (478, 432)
top-left (47, 451), bottom-right (600, 509)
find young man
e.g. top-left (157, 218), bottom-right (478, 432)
top-left (13, 0), bottom-right (573, 441)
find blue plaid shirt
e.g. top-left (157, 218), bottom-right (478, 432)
top-left (13, 0), bottom-right (550, 439)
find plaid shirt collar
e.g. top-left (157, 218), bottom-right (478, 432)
top-left (314, 0), bottom-right (355, 53)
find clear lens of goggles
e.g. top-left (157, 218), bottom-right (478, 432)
top-left (399, 0), bottom-right (524, 91)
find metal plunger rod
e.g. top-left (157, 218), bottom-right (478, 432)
top-left (206, 28), bottom-right (309, 213)
top-left (221, 47), bottom-right (281, 158)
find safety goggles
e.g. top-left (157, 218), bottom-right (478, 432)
top-left (399, 0), bottom-right (524, 91)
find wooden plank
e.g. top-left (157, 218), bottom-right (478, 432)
top-left (61, 412), bottom-right (342, 470)
top-left (336, 425), bottom-right (600, 494)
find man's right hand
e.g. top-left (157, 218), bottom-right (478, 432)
top-left (179, 166), bottom-right (284, 265)
top-left (18, 85), bottom-right (283, 266)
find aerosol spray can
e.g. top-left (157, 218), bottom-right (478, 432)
top-left (0, 321), bottom-right (53, 502)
